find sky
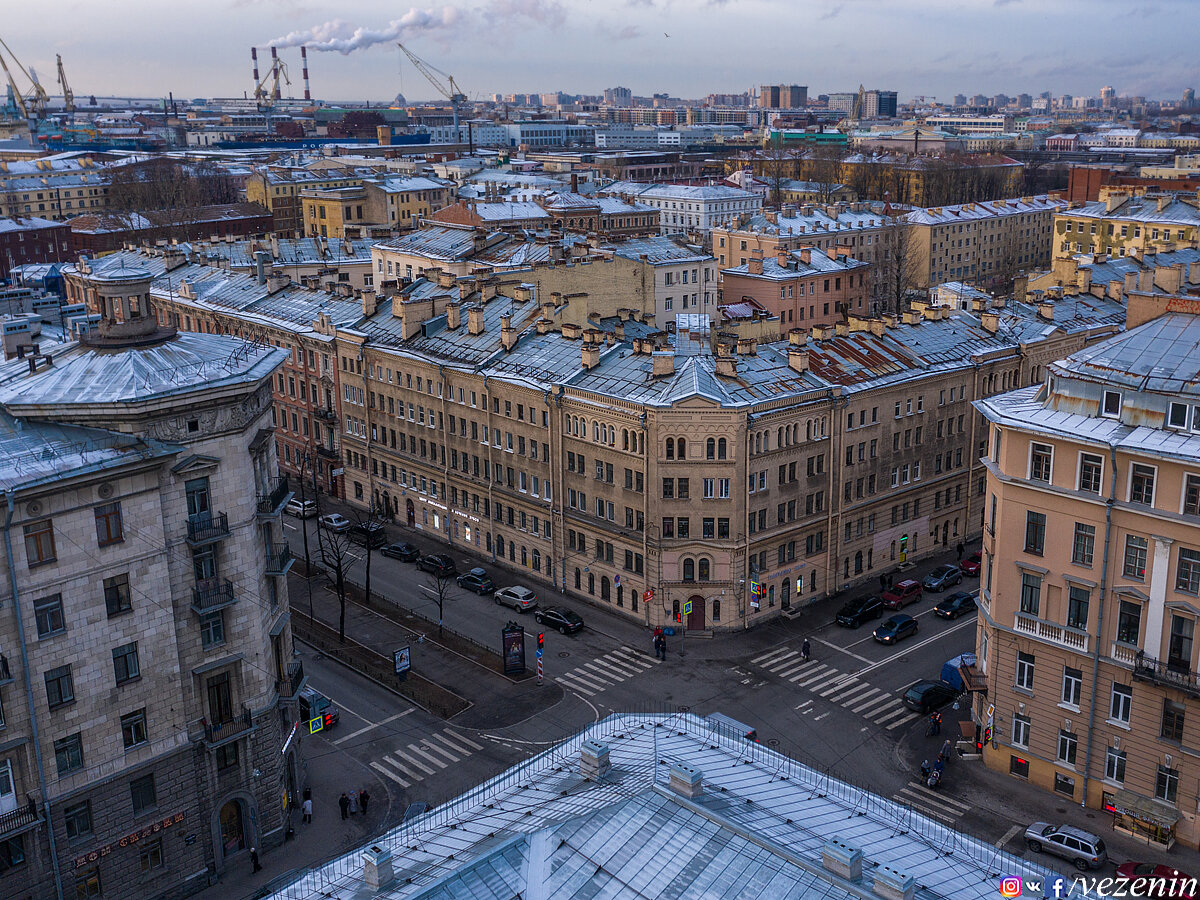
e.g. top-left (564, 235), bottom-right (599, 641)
top-left (6, 0), bottom-right (1196, 105)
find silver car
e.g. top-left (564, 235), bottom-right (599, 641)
top-left (494, 586), bottom-right (537, 612)
top-left (1024, 822), bottom-right (1107, 871)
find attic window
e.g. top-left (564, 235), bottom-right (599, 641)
top-left (1169, 402), bottom-right (1189, 430)
top-left (1102, 390), bottom-right (1122, 419)
top-left (187, 419), bottom-right (200, 434)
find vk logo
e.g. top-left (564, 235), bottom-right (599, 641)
top-left (1048, 876), bottom-right (1069, 899)
top-left (1024, 878), bottom-right (1044, 895)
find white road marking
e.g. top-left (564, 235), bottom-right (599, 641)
top-left (401, 748), bottom-right (438, 774)
top-left (794, 700), bottom-right (813, 711)
top-left (813, 712), bottom-right (830, 721)
top-left (761, 650), bottom-right (800, 670)
top-left (996, 825), bottom-right (1022, 848)
top-left (420, 740), bottom-right (459, 763)
top-left (847, 688), bottom-right (884, 712)
top-left (444, 729), bottom-right (485, 751)
top-left (810, 636), bottom-right (874, 665)
top-left (817, 676), bottom-right (857, 698)
top-left (370, 760), bottom-right (411, 788)
top-left (610, 647), bottom-right (657, 666)
top-left (429, 732), bottom-right (476, 755)
top-left (886, 713), bottom-right (920, 731)
top-left (381, 754), bottom-right (423, 782)
top-left (333, 709), bottom-right (414, 745)
top-left (752, 646), bottom-right (794, 665)
top-left (792, 664), bottom-right (834, 686)
top-left (555, 675), bottom-right (596, 696)
top-left (850, 617), bottom-right (976, 678)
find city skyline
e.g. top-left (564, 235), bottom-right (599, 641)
top-left (7, 0), bottom-right (1196, 105)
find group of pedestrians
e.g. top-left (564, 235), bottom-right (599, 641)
top-left (337, 788), bottom-right (371, 820)
top-left (652, 626), bottom-right (668, 660)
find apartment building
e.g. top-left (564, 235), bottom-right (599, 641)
top-left (0, 262), bottom-right (300, 899)
top-left (1025, 246), bottom-right (1200, 303)
top-left (973, 292), bottom-right (1200, 850)
top-left (245, 167), bottom-right (369, 237)
top-left (721, 246), bottom-right (871, 332)
top-left (191, 236), bottom-right (377, 293)
top-left (360, 176), bottom-right (455, 231)
top-left (1052, 191), bottom-right (1200, 261)
top-left (906, 196), bottom-right (1065, 290)
top-left (0, 217), bottom-right (71, 280)
top-left (600, 183), bottom-right (763, 234)
top-left (600, 236), bottom-right (717, 322)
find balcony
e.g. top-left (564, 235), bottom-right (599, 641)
top-left (264, 542), bottom-right (294, 576)
top-left (0, 798), bottom-right (39, 841)
top-left (314, 406), bottom-right (337, 423)
top-left (1130, 653), bottom-right (1200, 700)
top-left (1014, 612), bottom-right (1090, 653)
top-left (202, 706), bottom-right (254, 748)
top-left (277, 659), bottom-right (306, 702)
top-left (0, 653), bottom-right (12, 686)
top-left (191, 579), bottom-right (237, 615)
top-left (256, 476), bottom-right (293, 518)
top-left (316, 444), bottom-right (340, 460)
top-left (186, 511), bottom-right (230, 546)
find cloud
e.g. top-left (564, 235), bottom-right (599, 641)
top-left (482, 0), bottom-right (566, 27)
top-left (269, 7), bottom-right (463, 52)
top-left (820, 5), bottom-right (842, 19)
top-left (993, 0), bottom-right (1020, 6)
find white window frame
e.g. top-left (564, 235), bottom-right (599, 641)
top-left (1028, 442), bottom-right (1053, 483)
top-left (1102, 389), bottom-right (1121, 418)
top-left (1077, 451), bottom-right (1104, 495)
top-left (1128, 461), bottom-right (1157, 506)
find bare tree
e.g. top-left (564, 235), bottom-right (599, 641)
top-left (426, 571), bottom-right (454, 638)
top-left (876, 220), bottom-right (924, 315)
top-left (104, 158), bottom-right (240, 242)
top-left (317, 527), bottom-right (355, 642)
top-left (987, 223), bottom-right (1025, 298)
top-left (761, 134), bottom-right (799, 206)
top-left (355, 502), bottom-right (382, 608)
top-left (806, 146), bottom-right (845, 205)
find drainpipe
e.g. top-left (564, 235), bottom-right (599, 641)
top-left (483, 374), bottom-right (496, 563)
top-left (1080, 445), bottom-right (1118, 811)
top-left (437, 364), bottom-right (452, 547)
top-left (639, 410), bottom-right (650, 626)
top-left (5, 492), bottom-right (65, 900)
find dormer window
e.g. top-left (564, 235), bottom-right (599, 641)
top-left (1102, 390), bottom-right (1122, 418)
top-left (1169, 402), bottom-right (1190, 430)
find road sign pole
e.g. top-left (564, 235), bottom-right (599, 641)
top-left (537, 632), bottom-right (544, 685)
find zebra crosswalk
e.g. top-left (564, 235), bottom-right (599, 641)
top-left (368, 728), bottom-right (486, 789)
top-left (554, 645), bottom-right (660, 697)
top-left (893, 779), bottom-right (972, 826)
top-left (749, 646), bottom-right (920, 730)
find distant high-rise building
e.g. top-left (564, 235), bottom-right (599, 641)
top-left (1016, 93), bottom-right (1032, 109)
top-left (1100, 84), bottom-right (1116, 107)
top-left (969, 94), bottom-right (989, 108)
top-left (863, 90), bottom-right (898, 118)
top-left (1183, 87), bottom-right (1196, 109)
top-left (758, 84), bottom-right (806, 108)
top-left (827, 92), bottom-right (856, 114)
top-left (604, 86), bottom-right (633, 105)
top-left (1057, 94), bottom-right (1073, 109)
top-left (953, 94), bottom-right (967, 107)
top-left (991, 93), bottom-right (1010, 108)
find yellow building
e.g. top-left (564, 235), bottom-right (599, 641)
top-left (246, 168), bottom-right (365, 237)
top-left (1053, 190), bottom-right (1200, 260)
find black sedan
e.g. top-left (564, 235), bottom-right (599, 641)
top-left (933, 591), bottom-right (977, 620)
top-left (902, 680), bottom-right (958, 714)
top-left (381, 542), bottom-right (420, 562)
top-left (456, 567), bottom-right (495, 594)
top-left (836, 595), bottom-right (884, 628)
top-left (534, 606), bottom-right (584, 634)
top-left (873, 613), bottom-right (918, 644)
top-left (417, 554), bottom-right (457, 577)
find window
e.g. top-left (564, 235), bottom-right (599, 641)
top-left (34, 593), bottom-right (65, 638)
top-left (1067, 586), bottom-right (1090, 630)
top-left (54, 733), bottom-right (83, 775)
top-left (64, 800), bottom-right (93, 840)
top-left (1169, 401), bottom-right (1190, 429)
top-left (122, 709), bottom-right (148, 749)
top-left (1010, 755), bottom-right (1029, 778)
top-left (1156, 765), bottom-right (1179, 804)
top-left (131, 773), bottom-right (156, 813)
top-left (1110, 682), bottom-right (1132, 723)
top-left (1078, 453), bottom-right (1103, 494)
top-left (1162, 699), bottom-right (1186, 742)
top-left (94, 502), bottom-right (123, 546)
top-left (23, 519), bottom-right (55, 566)
top-left (216, 741), bottom-right (239, 772)
top-left (1012, 714), bottom-right (1030, 747)
top-left (1057, 729), bottom-right (1077, 766)
top-left (104, 574), bottom-right (132, 617)
top-left (1106, 747), bottom-right (1126, 784)
top-left (1061, 667), bottom-right (1082, 707)
top-left (113, 642), bottom-right (140, 684)
top-left (75, 868), bottom-right (101, 899)
top-left (1024, 511), bottom-right (1045, 554)
top-left (1066, 523), bottom-right (1095, 567)
top-left (0, 834), bottom-right (25, 871)
top-left (1015, 651), bottom-right (1035, 690)
top-left (200, 611), bottom-right (225, 648)
top-left (1176, 547), bottom-right (1200, 595)
top-left (1019, 573), bottom-right (1041, 616)
top-left (139, 838), bottom-right (164, 872)
top-left (1116, 600), bottom-right (1141, 645)
top-left (1102, 390), bottom-right (1121, 417)
top-left (1123, 535), bottom-right (1147, 579)
top-left (1185, 474), bottom-right (1200, 517)
top-left (1030, 443), bottom-right (1052, 482)
top-left (682, 558), bottom-right (695, 581)
top-left (1130, 464), bottom-right (1156, 505)
top-left (45, 664), bottom-right (74, 708)
top-left (1169, 614), bottom-right (1194, 672)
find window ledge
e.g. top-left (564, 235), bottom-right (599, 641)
top-left (1012, 686), bottom-right (1035, 699)
top-left (1105, 719), bottom-right (1132, 731)
top-left (1057, 702), bottom-right (1081, 714)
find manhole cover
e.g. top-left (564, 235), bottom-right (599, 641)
top-left (767, 739), bottom-right (780, 748)
top-left (677, 705), bottom-right (690, 713)
top-left (558, 651), bottom-right (570, 658)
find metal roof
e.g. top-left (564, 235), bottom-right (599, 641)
top-left (1053, 312), bottom-right (1200, 397)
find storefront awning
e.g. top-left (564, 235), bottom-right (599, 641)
top-left (1111, 790), bottom-right (1181, 828)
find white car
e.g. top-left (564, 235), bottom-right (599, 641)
top-left (285, 498), bottom-right (317, 518)
top-left (494, 586), bottom-right (537, 612)
top-left (318, 513), bottom-right (351, 533)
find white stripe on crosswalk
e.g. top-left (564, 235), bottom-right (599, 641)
top-left (846, 688), bottom-right (883, 712)
top-left (595, 656), bottom-right (643, 678)
top-left (791, 664), bottom-right (833, 685)
top-left (857, 694), bottom-right (902, 717)
top-left (905, 781), bottom-right (971, 812)
top-left (611, 647), bottom-right (657, 666)
top-left (403, 746), bottom-right (440, 774)
top-left (429, 732), bottom-right (474, 756)
top-left (886, 713), bottom-right (919, 731)
top-left (556, 675), bottom-right (597, 696)
top-left (382, 754), bottom-right (423, 782)
top-left (579, 662), bottom-right (622, 683)
top-left (566, 668), bottom-right (611, 690)
top-left (443, 729), bottom-right (485, 751)
top-left (420, 740), bottom-right (459, 764)
top-left (370, 760), bottom-right (411, 788)
top-left (752, 647), bottom-right (794, 665)
top-left (817, 677), bottom-right (857, 698)
top-left (873, 702), bottom-right (909, 723)
top-left (761, 650), bottom-right (799, 670)
top-left (895, 790), bottom-right (958, 824)
top-left (774, 659), bottom-right (813, 678)
top-left (822, 681), bottom-right (865, 703)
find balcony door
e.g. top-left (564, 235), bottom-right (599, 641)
top-left (0, 760), bottom-right (15, 813)
top-left (206, 673), bottom-right (233, 725)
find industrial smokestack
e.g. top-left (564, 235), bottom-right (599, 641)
top-left (270, 47), bottom-right (281, 100)
top-left (301, 46), bottom-right (311, 101)
top-left (251, 47), bottom-right (260, 85)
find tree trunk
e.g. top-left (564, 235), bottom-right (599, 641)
top-left (337, 569), bottom-right (346, 642)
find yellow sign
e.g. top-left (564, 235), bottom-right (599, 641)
top-left (683, 600), bottom-right (693, 616)
top-left (309, 716), bottom-right (324, 734)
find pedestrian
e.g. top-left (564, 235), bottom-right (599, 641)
top-left (338, 793), bottom-right (349, 820)
top-left (250, 847), bottom-right (262, 873)
top-left (349, 789), bottom-right (360, 816)
top-left (920, 759), bottom-right (931, 779)
top-left (955, 541), bottom-right (965, 561)
top-left (879, 573), bottom-right (887, 592)
top-left (801, 638), bottom-right (811, 662)
top-left (655, 633), bottom-right (667, 661)
top-left (360, 788), bottom-right (370, 815)
top-left (886, 574), bottom-right (893, 590)
top-left (302, 797), bottom-right (313, 824)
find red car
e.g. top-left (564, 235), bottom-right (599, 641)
top-left (881, 579), bottom-right (923, 610)
top-left (961, 551), bottom-right (983, 576)
top-left (1115, 863), bottom-right (1196, 899)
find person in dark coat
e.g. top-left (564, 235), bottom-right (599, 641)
top-left (360, 788), bottom-right (370, 815)
top-left (955, 541), bottom-right (965, 561)
top-left (879, 574), bottom-right (887, 591)
top-left (250, 847), bottom-right (262, 873)
top-left (338, 793), bottom-right (350, 820)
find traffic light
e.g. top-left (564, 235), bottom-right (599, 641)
top-left (674, 610), bottom-right (682, 623)
top-left (537, 632), bottom-right (544, 652)
top-left (976, 739), bottom-right (984, 753)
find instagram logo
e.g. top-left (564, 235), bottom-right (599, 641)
top-left (1000, 877), bottom-right (1022, 898)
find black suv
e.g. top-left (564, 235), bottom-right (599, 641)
top-left (456, 567), bottom-right (495, 594)
top-left (347, 521), bottom-right (387, 549)
top-left (836, 595), bottom-right (884, 628)
top-left (417, 554), bottom-right (457, 577)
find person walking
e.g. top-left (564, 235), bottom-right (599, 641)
top-left (955, 541), bottom-right (965, 561)
top-left (654, 632), bottom-right (667, 661)
top-left (360, 788), bottom-right (370, 815)
top-left (349, 789), bottom-right (360, 816)
top-left (338, 793), bottom-right (350, 820)
top-left (302, 797), bottom-right (313, 824)
top-left (879, 573), bottom-right (887, 592)
top-left (800, 638), bottom-right (811, 662)
top-left (250, 847), bottom-right (262, 873)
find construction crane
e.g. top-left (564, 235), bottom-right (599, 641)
top-left (251, 47), bottom-right (290, 134)
top-left (56, 54), bottom-right (73, 122)
top-left (0, 37), bottom-right (49, 131)
top-left (397, 42), bottom-right (466, 132)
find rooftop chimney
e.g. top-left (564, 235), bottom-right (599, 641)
top-left (361, 290), bottom-right (379, 318)
top-left (748, 247), bottom-right (763, 275)
top-left (668, 763), bottom-right (703, 799)
top-left (581, 343), bottom-right (600, 369)
top-left (652, 350), bottom-right (675, 377)
top-left (580, 740), bottom-right (611, 779)
top-left (500, 314), bottom-right (516, 350)
top-left (787, 347), bottom-right (809, 373)
top-left (1037, 301), bottom-right (1055, 321)
top-left (776, 248), bottom-right (790, 267)
top-left (266, 272), bottom-right (291, 294)
top-left (822, 840), bottom-right (863, 883)
top-left (467, 305), bottom-right (484, 335)
top-left (255, 249), bottom-right (271, 285)
top-left (446, 301), bottom-right (462, 329)
top-left (715, 356), bottom-right (737, 377)
top-left (788, 329), bottom-right (806, 347)
top-left (872, 865), bottom-right (916, 900)
top-left (981, 311), bottom-right (1000, 334)
top-left (361, 846), bottom-right (394, 892)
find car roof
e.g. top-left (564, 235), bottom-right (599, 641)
top-left (467, 567), bottom-right (488, 576)
top-left (897, 579), bottom-right (920, 588)
top-left (507, 586), bottom-right (534, 595)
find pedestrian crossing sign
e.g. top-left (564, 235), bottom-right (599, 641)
top-left (683, 600), bottom-right (693, 616)
top-left (750, 579), bottom-right (761, 596)
top-left (309, 716), bottom-right (324, 734)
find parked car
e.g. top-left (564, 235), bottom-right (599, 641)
top-left (285, 497), bottom-right (317, 518)
top-left (1024, 823), bottom-right (1108, 871)
top-left (535, 606), bottom-right (584, 634)
top-left (933, 591), bottom-right (977, 620)
top-left (901, 680), bottom-right (958, 714)
top-left (881, 579), bottom-right (923, 609)
top-left (457, 567), bottom-right (495, 594)
top-left (494, 586), bottom-right (537, 612)
top-left (1115, 863), bottom-right (1196, 898)
top-left (922, 564), bottom-right (963, 592)
top-left (381, 542), bottom-right (420, 562)
top-left (318, 512), bottom-right (351, 533)
top-left (960, 551), bottom-right (983, 576)
top-left (417, 554), bottom-right (457, 577)
top-left (298, 687), bottom-right (339, 729)
top-left (836, 595), bottom-right (885, 628)
top-left (873, 614), bottom-right (918, 645)
top-left (347, 521), bottom-right (387, 549)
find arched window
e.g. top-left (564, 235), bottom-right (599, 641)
top-left (806, 420), bottom-right (812, 441)
top-left (574, 567), bottom-right (582, 589)
top-left (855, 550), bottom-right (863, 574)
top-left (496, 535), bottom-right (505, 557)
top-left (718, 438), bottom-right (727, 459)
top-left (682, 558), bottom-right (695, 581)
top-left (601, 576), bottom-right (610, 600)
top-left (622, 429), bottom-right (629, 450)
top-left (698, 558), bottom-right (710, 581)
top-left (486, 533), bottom-right (493, 552)
top-left (712, 598), bottom-right (721, 622)
top-left (844, 557), bottom-right (850, 577)
top-left (677, 438), bottom-right (686, 459)
top-left (617, 585), bottom-right (624, 607)
top-left (666, 438), bottom-right (675, 460)
top-left (777, 427), bottom-right (784, 447)
top-left (532, 549), bottom-right (541, 571)
top-left (588, 573), bottom-right (595, 594)
top-left (509, 543), bottom-right (516, 561)
top-left (768, 584), bottom-right (775, 606)
top-left (521, 546), bottom-right (528, 567)
top-left (706, 438), bottom-right (715, 459)
top-left (867, 548), bottom-right (873, 569)
top-left (608, 425), bottom-right (615, 445)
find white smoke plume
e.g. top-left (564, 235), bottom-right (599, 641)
top-left (269, 7), bottom-right (464, 53)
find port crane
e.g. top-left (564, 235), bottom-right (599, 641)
top-left (56, 54), bottom-right (73, 122)
top-left (397, 42), bottom-right (466, 132)
top-left (0, 37), bottom-right (49, 131)
top-left (251, 47), bottom-right (290, 133)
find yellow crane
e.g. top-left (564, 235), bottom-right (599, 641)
top-left (397, 42), bottom-right (466, 131)
top-left (0, 36), bottom-right (49, 130)
top-left (56, 53), bottom-right (73, 122)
